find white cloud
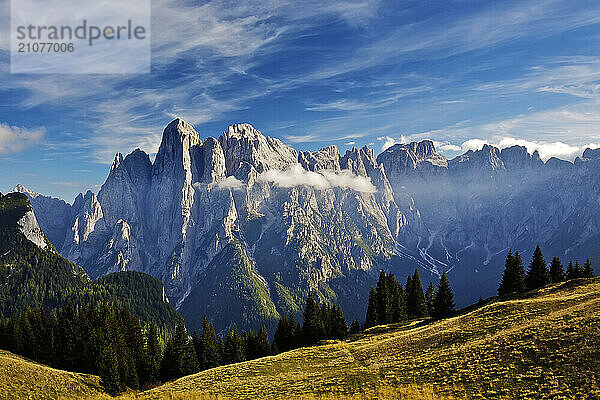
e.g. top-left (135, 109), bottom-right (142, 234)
top-left (432, 140), bottom-right (461, 152)
top-left (460, 137), bottom-right (600, 162)
top-left (461, 139), bottom-right (490, 153)
top-left (215, 176), bottom-right (245, 190)
top-left (257, 164), bottom-right (376, 193)
top-left (0, 124), bottom-right (45, 154)
top-left (378, 136), bottom-right (405, 152)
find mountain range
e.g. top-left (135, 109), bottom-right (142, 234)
top-left (13, 119), bottom-right (600, 332)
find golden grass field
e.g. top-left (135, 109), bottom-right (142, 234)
top-left (1, 278), bottom-right (599, 399)
top-left (0, 350), bottom-right (110, 400)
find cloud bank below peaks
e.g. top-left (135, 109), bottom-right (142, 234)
top-left (257, 164), bottom-right (377, 193)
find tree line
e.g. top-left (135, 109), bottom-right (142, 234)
top-left (498, 245), bottom-right (595, 296)
top-left (363, 269), bottom-right (455, 329)
top-left (0, 302), bottom-right (274, 394)
top-left (0, 291), bottom-right (350, 395)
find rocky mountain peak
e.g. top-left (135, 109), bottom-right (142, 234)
top-left (298, 145), bottom-right (341, 172)
top-left (13, 184), bottom-right (41, 199)
top-left (582, 148), bottom-right (600, 160)
top-left (111, 153), bottom-right (124, 172)
top-left (218, 123), bottom-right (297, 177)
top-left (500, 145), bottom-right (542, 169)
top-left (153, 118), bottom-right (201, 175)
top-left (376, 140), bottom-right (447, 179)
top-left (340, 146), bottom-right (377, 176)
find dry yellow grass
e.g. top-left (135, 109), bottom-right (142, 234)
top-left (2, 278), bottom-right (599, 399)
top-left (0, 350), bottom-right (109, 400)
top-left (136, 278), bottom-right (600, 400)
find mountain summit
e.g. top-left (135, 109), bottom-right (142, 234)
top-left (17, 119), bottom-right (600, 332)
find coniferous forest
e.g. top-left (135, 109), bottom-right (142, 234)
top-left (0, 242), bottom-right (595, 394)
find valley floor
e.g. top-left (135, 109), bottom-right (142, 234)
top-left (1, 278), bottom-right (599, 399)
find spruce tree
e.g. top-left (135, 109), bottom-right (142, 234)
top-left (433, 272), bottom-right (455, 320)
top-left (290, 313), bottom-right (301, 345)
top-left (302, 292), bottom-right (324, 344)
top-left (375, 270), bottom-right (391, 324)
top-left (145, 323), bottom-right (162, 383)
top-left (526, 245), bottom-right (550, 290)
top-left (512, 251), bottom-right (527, 293)
top-left (273, 315), bottom-right (291, 354)
top-left (406, 269), bottom-right (427, 318)
top-left (574, 261), bottom-right (584, 278)
top-left (200, 316), bottom-right (219, 369)
top-left (498, 249), bottom-right (514, 296)
top-left (364, 287), bottom-right (378, 328)
top-left (566, 261), bottom-right (576, 280)
top-left (549, 257), bottom-right (565, 283)
top-left (583, 259), bottom-right (594, 278)
top-left (255, 326), bottom-right (271, 358)
top-left (330, 305), bottom-right (348, 339)
top-left (425, 282), bottom-right (436, 318)
top-left (97, 341), bottom-right (122, 395)
top-left (350, 318), bottom-right (361, 334)
top-left (223, 325), bottom-right (245, 364)
top-left (392, 281), bottom-right (407, 322)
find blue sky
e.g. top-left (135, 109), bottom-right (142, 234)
top-left (1, 0), bottom-right (600, 201)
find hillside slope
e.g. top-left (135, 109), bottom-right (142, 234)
top-left (139, 278), bottom-right (600, 400)
top-left (0, 192), bottom-right (177, 328)
top-left (0, 350), bottom-right (109, 400)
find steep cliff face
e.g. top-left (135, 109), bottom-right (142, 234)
top-left (20, 119), bottom-right (414, 332)
top-left (19, 121), bottom-right (600, 331)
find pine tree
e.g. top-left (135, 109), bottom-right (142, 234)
top-left (192, 329), bottom-right (202, 367)
top-left (526, 245), bottom-right (550, 290)
top-left (574, 261), bottom-right (584, 278)
top-left (566, 261), bottom-right (576, 280)
top-left (289, 313), bottom-right (301, 346)
top-left (392, 281), bottom-right (407, 322)
top-left (513, 251), bottom-right (527, 293)
top-left (425, 282), bottom-right (436, 318)
top-left (549, 257), bottom-right (565, 283)
top-left (433, 272), bottom-right (455, 319)
top-left (302, 292), bottom-right (324, 344)
top-left (350, 318), bottom-right (361, 334)
top-left (200, 316), bottom-right (219, 369)
top-left (145, 323), bottom-right (162, 383)
top-left (330, 305), bottom-right (348, 339)
top-left (406, 269), bottom-right (427, 318)
top-left (375, 269), bottom-right (391, 324)
top-left (364, 287), bottom-right (378, 328)
top-left (97, 341), bottom-right (122, 395)
top-left (498, 249), bottom-right (514, 296)
top-left (583, 259), bottom-right (595, 278)
top-left (223, 325), bottom-right (245, 364)
top-left (498, 250), bottom-right (527, 295)
top-left (255, 326), bottom-right (271, 358)
top-left (273, 315), bottom-right (291, 354)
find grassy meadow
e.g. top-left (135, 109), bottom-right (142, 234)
top-left (1, 278), bottom-right (599, 399)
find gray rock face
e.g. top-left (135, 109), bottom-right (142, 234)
top-left (14, 184), bottom-right (71, 248)
top-left (16, 210), bottom-right (50, 250)
top-left (21, 121), bottom-right (600, 330)
top-left (21, 119), bottom-right (415, 332)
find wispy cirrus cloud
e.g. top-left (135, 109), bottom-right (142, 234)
top-left (0, 123), bottom-right (45, 154)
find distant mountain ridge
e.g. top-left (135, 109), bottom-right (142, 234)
top-left (14, 119), bottom-right (600, 332)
